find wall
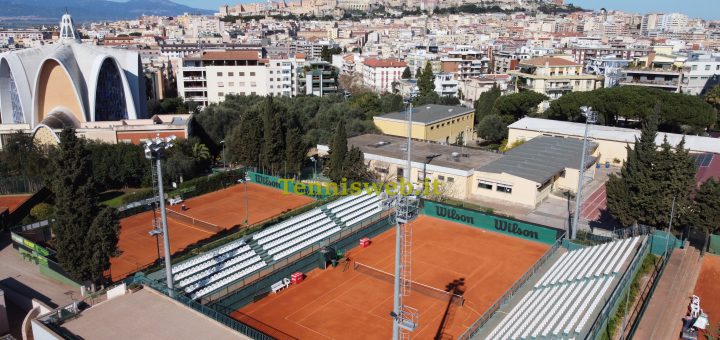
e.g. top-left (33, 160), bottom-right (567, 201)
top-left (365, 159), bottom-right (472, 200)
top-left (372, 118), bottom-right (427, 140)
top-left (373, 112), bottom-right (474, 144)
top-left (423, 200), bottom-right (563, 244)
top-left (36, 60), bottom-right (84, 125)
top-left (471, 171), bottom-right (542, 208)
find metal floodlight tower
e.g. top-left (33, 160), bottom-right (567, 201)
top-left (392, 102), bottom-right (419, 340)
top-left (571, 107), bottom-right (597, 240)
top-left (144, 135), bottom-right (177, 295)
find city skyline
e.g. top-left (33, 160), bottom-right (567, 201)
top-left (167, 0), bottom-right (720, 20)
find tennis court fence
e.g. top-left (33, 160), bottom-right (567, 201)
top-left (167, 210), bottom-right (222, 233)
top-left (353, 261), bottom-right (464, 306)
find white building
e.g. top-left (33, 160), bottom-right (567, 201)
top-left (683, 53), bottom-right (720, 95)
top-left (434, 73), bottom-right (458, 97)
top-left (177, 50), bottom-right (295, 107)
top-left (362, 58), bottom-right (407, 94)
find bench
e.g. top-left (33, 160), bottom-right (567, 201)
top-left (271, 278), bottom-right (291, 293)
top-left (169, 196), bottom-right (184, 205)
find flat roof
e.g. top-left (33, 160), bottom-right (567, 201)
top-left (480, 136), bottom-right (596, 184)
top-left (376, 104), bottom-right (474, 125)
top-left (348, 134), bottom-right (502, 172)
top-left (61, 288), bottom-right (248, 340)
top-left (509, 117), bottom-right (720, 154)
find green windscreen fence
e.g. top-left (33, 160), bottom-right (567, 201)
top-left (422, 200), bottom-right (563, 245)
top-left (708, 234), bottom-right (720, 255)
top-left (247, 171), bottom-right (328, 198)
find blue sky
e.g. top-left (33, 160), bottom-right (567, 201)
top-left (172, 0), bottom-right (719, 20)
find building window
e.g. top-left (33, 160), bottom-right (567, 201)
top-left (218, 92), bottom-right (224, 97)
top-left (375, 167), bottom-right (389, 174)
top-left (270, 85), bottom-right (274, 89)
top-left (270, 71), bottom-right (273, 74)
top-left (218, 82), bottom-right (224, 87)
top-left (478, 182), bottom-right (492, 190)
top-left (705, 65), bottom-right (711, 71)
top-left (217, 72), bottom-right (223, 76)
top-left (229, 82), bottom-right (235, 86)
top-left (496, 185), bottom-right (512, 194)
top-left (239, 82), bottom-right (246, 87)
top-left (239, 72), bottom-right (245, 76)
top-left (250, 82), bottom-right (257, 87)
top-left (228, 72), bottom-right (234, 77)
top-left (438, 175), bottom-right (445, 181)
top-left (250, 72), bottom-right (256, 76)
top-left (397, 168), bottom-right (404, 178)
top-left (447, 177), bottom-right (454, 183)
top-left (251, 92), bottom-right (256, 95)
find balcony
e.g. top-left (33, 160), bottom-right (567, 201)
top-left (619, 78), bottom-right (680, 89)
top-left (182, 66), bottom-right (205, 72)
top-left (545, 84), bottom-right (573, 91)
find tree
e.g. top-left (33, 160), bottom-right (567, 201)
top-left (327, 120), bottom-right (348, 182)
top-left (226, 112), bottom-right (263, 167)
top-left (687, 179), bottom-right (720, 235)
top-left (417, 62), bottom-right (435, 96)
top-left (474, 85), bottom-right (501, 124)
top-left (491, 91), bottom-right (548, 120)
top-left (192, 143), bottom-right (210, 162)
top-left (48, 128), bottom-right (119, 285)
top-left (606, 110), bottom-right (697, 228)
top-left (260, 96), bottom-right (285, 174)
top-left (477, 114), bottom-right (508, 142)
top-left (703, 84), bottom-right (720, 112)
top-left (320, 46), bottom-right (332, 63)
top-left (401, 67), bottom-right (412, 79)
top-left (343, 146), bottom-right (370, 181)
top-left (285, 127), bottom-right (306, 178)
top-left (415, 66), bottom-right (422, 79)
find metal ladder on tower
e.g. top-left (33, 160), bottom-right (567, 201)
top-left (395, 196), bottom-right (419, 336)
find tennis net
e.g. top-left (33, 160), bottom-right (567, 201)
top-left (353, 261), bottom-right (464, 306)
top-left (167, 210), bottom-right (222, 233)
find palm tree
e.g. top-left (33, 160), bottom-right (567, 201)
top-left (191, 143), bottom-right (210, 162)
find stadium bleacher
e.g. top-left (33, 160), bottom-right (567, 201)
top-left (488, 236), bottom-right (643, 340)
top-left (170, 191), bottom-right (384, 299)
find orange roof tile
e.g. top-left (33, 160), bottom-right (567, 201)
top-left (521, 57), bottom-right (581, 67)
top-left (363, 58), bottom-right (407, 68)
top-left (200, 50), bottom-right (261, 60)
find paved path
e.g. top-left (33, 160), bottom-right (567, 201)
top-left (0, 233), bottom-right (80, 337)
top-left (634, 247), bottom-right (702, 340)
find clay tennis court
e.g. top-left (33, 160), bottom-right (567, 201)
top-left (232, 215), bottom-right (549, 339)
top-left (0, 194), bottom-right (30, 213)
top-left (693, 254), bottom-right (720, 329)
top-left (109, 183), bottom-right (314, 281)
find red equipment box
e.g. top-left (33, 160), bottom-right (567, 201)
top-left (360, 238), bottom-right (371, 248)
top-left (291, 272), bottom-right (304, 284)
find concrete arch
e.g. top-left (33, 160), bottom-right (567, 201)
top-left (32, 57), bottom-right (87, 126)
top-left (0, 54), bottom-right (33, 124)
top-left (89, 55), bottom-right (132, 121)
top-left (31, 123), bottom-right (61, 147)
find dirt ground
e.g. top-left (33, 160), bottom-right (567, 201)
top-left (233, 215), bottom-right (549, 340)
top-left (109, 183), bottom-right (314, 281)
top-left (694, 254), bottom-right (720, 336)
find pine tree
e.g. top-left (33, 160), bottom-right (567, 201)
top-left (401, 67), bottom-right (412, 79)
top-left (285, 127), bottom-right (306, 178)
top-left (227, 112), bottom-right (263, 167)
top-left (327, 120), bottom-right (348, 183)
top-left (688, 179), bottom-right (720, 235)
top-left (261, 96), bottom-right (285, 174)
top-left (607, 112), bottom-right (659, 226)
top-left (418, 62), bottom-right (435, 96)
top-left (49, 128), bottom-right (119, 285)
top-left (474, 84), bottom-right (501, 124)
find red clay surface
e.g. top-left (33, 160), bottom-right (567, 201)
top-left (233, 215), bottom-right (549, 339)
top-left (694, 254), bottom-right (720, 330)
top-left (581, 184), bottom-right (606, 221)
top-left (109, 183), bottom-right (314, 281)
top-left (0, 194), bottom-right (31, 213)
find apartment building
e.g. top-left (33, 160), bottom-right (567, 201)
top-left (509, 57), bottom-right (602, 101)
top-left (434, 73), bottom-right (459, 97)
top-left (362, 58), bottom-right (407, 93)
top-left (619, 52), bottom-right (685, 93)
top-left (441, 46), bottom-right (489, 79)
top-left (177, 50), bottom-right (295, 107)
top-left (683, 53), bottom-right (720, 95)
top-left (297, 61), bottom-right (339, 96)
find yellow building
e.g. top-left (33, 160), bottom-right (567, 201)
top-left (373, 104), bottom-right (474, 144)
top-left (509, 56), bottom-right (603, 101)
